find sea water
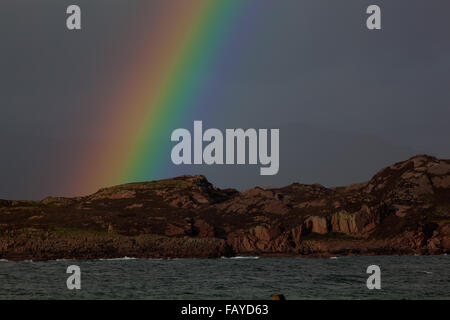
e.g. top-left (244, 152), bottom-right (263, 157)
top-left (0, 255), bottom-right (448, 299)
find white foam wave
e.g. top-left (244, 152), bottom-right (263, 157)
top-left (98, 256), bottom-right (137, 261)
top-left (222, 256), bottom-right (260, 260)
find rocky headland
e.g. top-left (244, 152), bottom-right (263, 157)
top-left (1, 155), bottom-right (449, 260)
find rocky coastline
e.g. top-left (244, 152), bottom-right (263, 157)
top-left (1, 155), bottom-right (449, 261)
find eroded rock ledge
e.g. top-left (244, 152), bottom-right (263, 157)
top-left (1, 155), bottom-right (449, 260)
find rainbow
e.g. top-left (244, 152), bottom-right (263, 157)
top-left (72, 1), bottom-right (245, 195)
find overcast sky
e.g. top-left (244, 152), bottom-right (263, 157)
top-left (1, 0), bottom-right (450, 199)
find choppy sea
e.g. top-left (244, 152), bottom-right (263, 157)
top-left (0, 255), bottom-right (449, 299)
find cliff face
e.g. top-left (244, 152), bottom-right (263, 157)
top-left (0, 155), bottom-right (449, 260)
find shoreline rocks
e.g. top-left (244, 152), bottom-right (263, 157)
top-left (1, 155), bottom-right (449, 261)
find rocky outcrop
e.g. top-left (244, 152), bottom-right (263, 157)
top-left (213, 187), bottom-right (291, 215)
top-left (304, 216), bottom-right (329, 234)
top-left (0, 155), bottom-right (449, 260)
top-left (363, 155), bottom-right (450, 204)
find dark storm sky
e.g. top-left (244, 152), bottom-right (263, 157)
top-left (1, 0), bottom-right (450, 200)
